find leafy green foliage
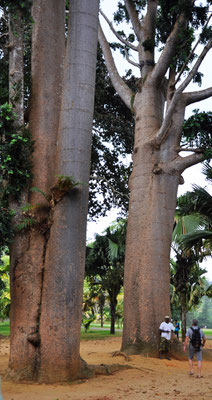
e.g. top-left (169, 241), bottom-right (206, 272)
top-left (182, 110), bottom-right (212, 150)
top-left (0, 103), bottom-right (33, 254)
top-left (0, 255), bottom-right (10, 320)
top-left (170, 252), bottom-right (207, 314)
top-left (113, 1), bottom-right (146, 24)
top-left (86, 219), bottom-right (126, 333)
top-left (90, 47), bottom-right (134, 218)
top-left (0, 103), bottom-right (33, 201)
top-left (176, 168), bottom-right (212, 257)
top-left (0, 208), bottom-right (14, 250)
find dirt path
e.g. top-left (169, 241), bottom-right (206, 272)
top-left (1, 336), bottom-right (212, 400)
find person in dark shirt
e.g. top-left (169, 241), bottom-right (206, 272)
top-left (184, 319), bottom-right (206, 378)
top-left (174, 320), bottom-right (180, 339)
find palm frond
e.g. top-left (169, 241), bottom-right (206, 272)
top-left (107, 237), bottom-right (119, 261)
top-left (202, 161), bottom-right (212, 182)
top-left (179, 230), bottom-right (212, 250)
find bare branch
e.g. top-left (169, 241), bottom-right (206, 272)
top-left (0, 32), bottom-right (8, 39)
top-left (124, 49), bottom-right (140, 69)
top-left (175, 147), bottom-right (207, 153)
top-left (100, 9), bottom-right (138, 51)
top-left (151, 13), bottom-right (186, 84)
top-left (155, 91), bottom-right (184, 145)
top-left (124, 0), bottom-right (142, 40)
top-left (156, 40), bottom-right (212, 145)
top-left (185, 87), bottom-right (212, 106)
top-left (98, 23), bottom-right (134, 110)
top-left (175, 13), bottom-right (212, 86)
top-left (177, 39), bottom-right (212, 93)
top-left (90, 175), bottom-right (130, 200)
top-left (172, 153), bottom-right (205, 172)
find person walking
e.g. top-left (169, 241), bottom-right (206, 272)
top-left (184, 319), bottom-right (206, 378)
top-left (174, 319), bottom-right (180, 339)
top-left (159, 316), bottom-right (174, 360)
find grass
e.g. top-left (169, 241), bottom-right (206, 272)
top-left (80, 329), bottom-right (121, 341)
top-left (0, 322), bottom-right (211, 340)
top-left (203, 329), bottom-right (212, 337)
top-left (0, 321), bottom-right (10, 336)
top-left (0, 321), bottom-right (122, 340)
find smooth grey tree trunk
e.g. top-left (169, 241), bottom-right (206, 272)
top-left (38, 0), bottom-right (99, 382)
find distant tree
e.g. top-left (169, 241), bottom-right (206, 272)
top-left (86, 219), bottom-right (126, 334)
top-left (170, 252), bottom-right (208, 341)
top-left (178, 161), bottom-right (212, 254)
top-left (171, 191), bottom-right (212, 340)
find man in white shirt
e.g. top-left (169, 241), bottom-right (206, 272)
top-left (159, 315), bottom-right (174, 360)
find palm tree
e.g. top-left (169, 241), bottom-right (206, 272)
top-left (171, 163), bottom-right (212, 339)
top-left (178, 162), bottom-right (212, 255)
top-left (86, 219), bottom-right (126, 334)
top-left (170, 252), bottom-right (207, 341)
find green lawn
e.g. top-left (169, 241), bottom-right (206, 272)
top-left (0, 321), bottom-right (122, 340)
top-left (203, 329), bottom-right (212, 337)
top-left (0, 321), bottom-right (10, 336)
top-left (0, 322), bottom-right (211, 340)
top-left (81, 329), bottom-right (122, 340)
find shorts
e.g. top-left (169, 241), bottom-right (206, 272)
top-left (160, 337), bottom-right (170, 352)
top-left (188, 343), bottom-right (202, 361)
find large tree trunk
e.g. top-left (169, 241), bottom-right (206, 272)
top-left (37, 0), bottom-right (99, 382)
top-left (8, 0), bottom-right (65, 381)
top-left (98, 0), bottom-right (212, 358)
top-left (9, 0), bottom-right (99, 383)
top-left (121, 83), bottom-right (183, 354)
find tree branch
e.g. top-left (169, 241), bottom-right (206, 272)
top-left (185, 87), bottom-right (212, 106)
top-left (90, 175), bottom-right (130, 200)
top-left (124, 0), bottom-right (142, 40)
top-left (172, 153), bottom-right (205, 172)
top-left (100, 9), bottom-right (138, 51)
top-left (175, 13), bottom-right (212, 86)
top-left (0, 32), bottom-right (8, 39)
top-left (156, 39), bottom-right (212, 145)
top-left (155, 91), bottom-right (184, 145)
top-left (175, 147), bottom-right (207, 153)
top-left (177, 39), bottom-right (212, 93)
top-left (98, 23), bottom-right (134, 110)
top-left (151, 13), bottom-right (186, 85)
top-left (124, 49), bottom-right (140, 69)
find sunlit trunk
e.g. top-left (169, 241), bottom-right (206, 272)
top-left (122, 84), bottom-right (180, 354)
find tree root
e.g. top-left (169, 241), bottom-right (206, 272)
top-left (112, 350), bottom-right (130, 361)
top-left (89, 363), bottom-right (134, 376)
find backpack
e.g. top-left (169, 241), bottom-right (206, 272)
top-left (190, 327), bottom-right (202, 350)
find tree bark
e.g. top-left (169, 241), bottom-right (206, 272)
top-left (9, 0), bottom-right (99, 383)
top-left (121, 83), bottom-right (182, 354)
top-left (9, 10), bottom-right (24, 126)
top-left (37, 0), bottom-right (99, 382)
top-left (8, 0), bottom-right (65, 381)
top-left (99, 1), bottom-right (212, 357)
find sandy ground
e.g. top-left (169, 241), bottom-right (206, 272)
top-left (0, 336), bottom-right (212, 400)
